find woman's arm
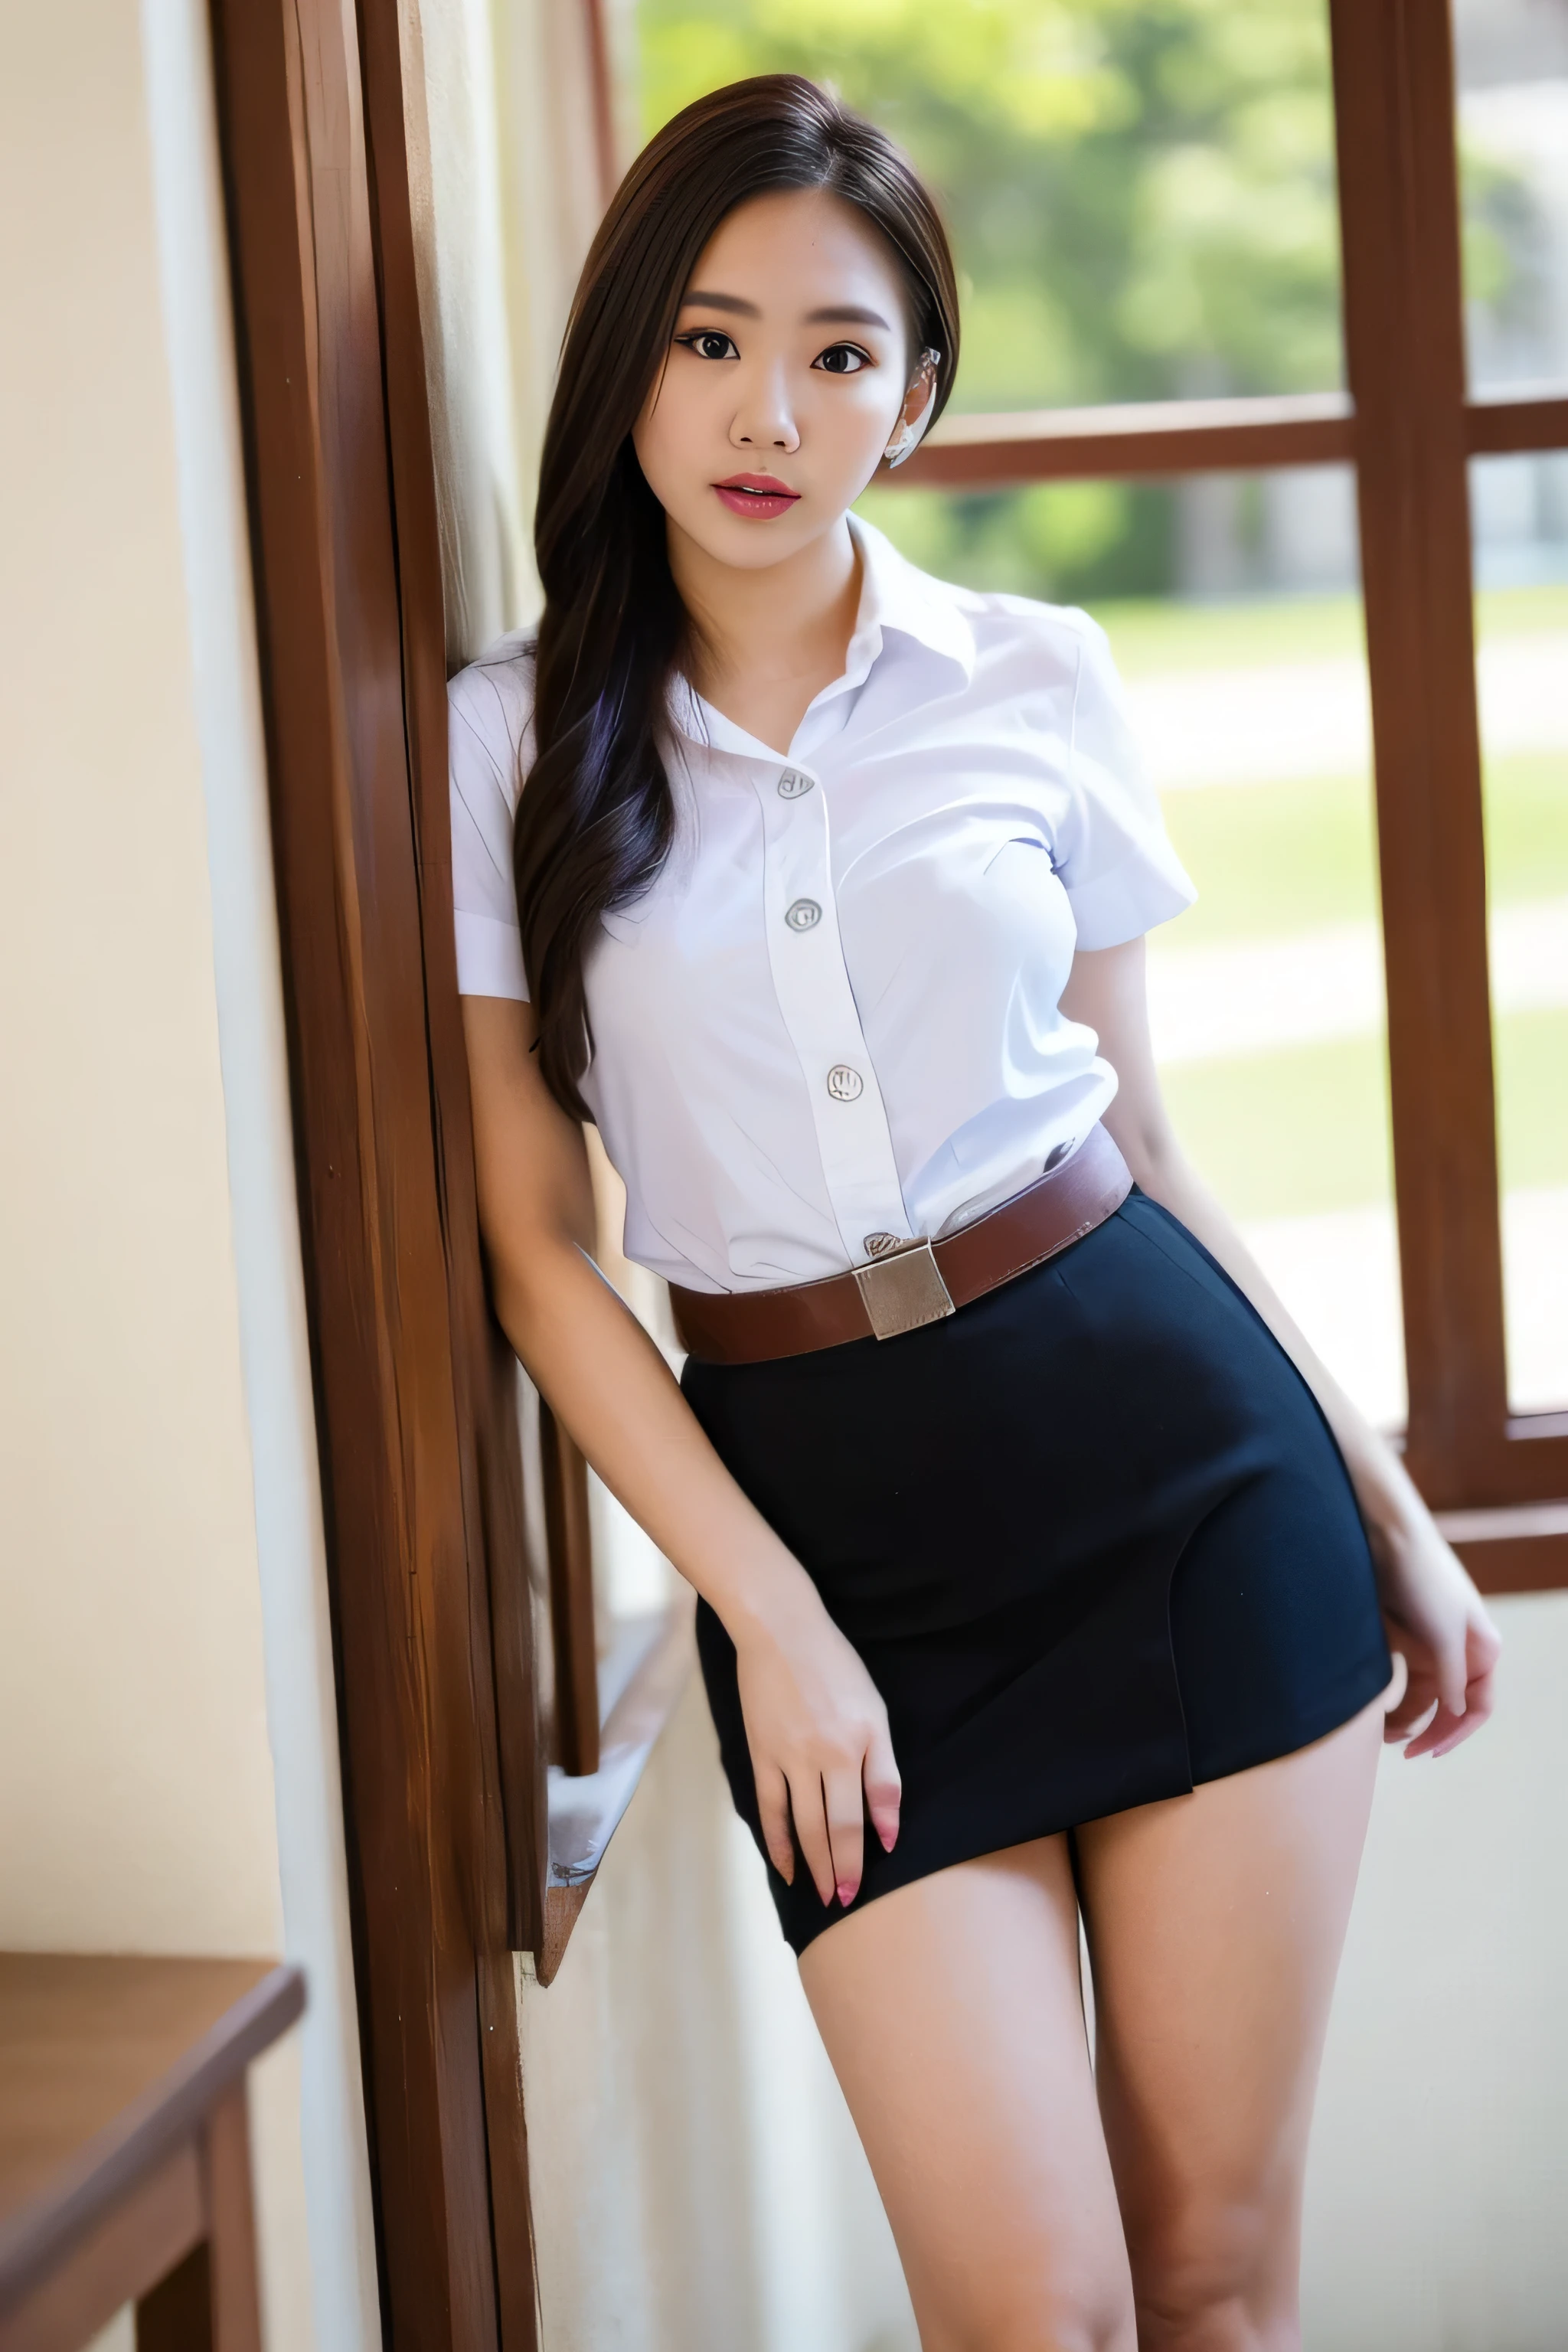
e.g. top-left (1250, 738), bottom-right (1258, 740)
top-left (1061, 936), bottom-right (1501, 1759)
top-left (462, 994), bottom-right (898, 1908)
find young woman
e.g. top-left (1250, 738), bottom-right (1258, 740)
top-left (451, 74), bottom-right (1500, 2352)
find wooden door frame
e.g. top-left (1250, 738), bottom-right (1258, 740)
top-left (206, 0), bottom-right (541, 2340)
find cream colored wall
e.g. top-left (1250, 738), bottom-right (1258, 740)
top-left (0, 5), bottom-right (374, 2346)
top-left (1303, 1592), bottom-right (1568, 2350)
top-left (0, 0), bottom-right (279, 1964)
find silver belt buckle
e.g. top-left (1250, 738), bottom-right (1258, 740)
top-left (852, 1238), bottom-right (956, 1341)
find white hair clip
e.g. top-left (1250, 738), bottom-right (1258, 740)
top-left (884, 349), bottom-right (942, 469)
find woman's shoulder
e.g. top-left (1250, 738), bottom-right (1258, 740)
top-left (447, 629), bottom-right (537, 799)
top-left (859, 518), bottom-right (1103, 687)
top-left (953, 580), bottom-right (1113, 684)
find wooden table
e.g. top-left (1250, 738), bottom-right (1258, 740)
top-left (0, 1958), bottom-right (305, 2352)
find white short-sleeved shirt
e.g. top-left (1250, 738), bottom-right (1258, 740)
top-left (450, 516), bottom-right (1194, 1295)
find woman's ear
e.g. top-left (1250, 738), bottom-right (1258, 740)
top-left (883, 348), bottom-right (942, 469)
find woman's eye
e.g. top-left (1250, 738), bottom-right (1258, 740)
top-left (678, 330), bottom-right (738, 361)
top-left (814, 344), bottom-right (870, 375)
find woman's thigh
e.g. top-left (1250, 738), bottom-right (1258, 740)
top-left (799, 1836), bottom-right (1136, 2352)
top-left (1074, 1698), bottom-right (1384, 2349)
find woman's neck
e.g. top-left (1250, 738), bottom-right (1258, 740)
top-left (668, 514), bottom-right (862, 756)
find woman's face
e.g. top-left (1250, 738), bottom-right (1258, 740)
top-left (632, 187), bottom-right (935, 573)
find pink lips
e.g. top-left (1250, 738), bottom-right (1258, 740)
top-left (714, 473), bottom-right (801, 519)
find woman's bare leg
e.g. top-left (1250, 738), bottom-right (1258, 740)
top-left (1075, 1698), bottom-right (1384, 2352)
top-left (799, 1836), bottom-right (1136, 2352)
top-left (797, 1702), bottom-right (1380, 2349)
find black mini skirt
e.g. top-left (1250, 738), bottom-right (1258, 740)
top-left (683, 1191), bottom-right (1391, 1956)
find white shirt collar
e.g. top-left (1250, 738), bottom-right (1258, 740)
top-left (843, 512), bottom-right (976, 684)
top-left (666, 516), bottom-right (975, 761)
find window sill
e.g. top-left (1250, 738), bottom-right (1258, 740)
top-left (525, 1591), bottom-right (697, 1986)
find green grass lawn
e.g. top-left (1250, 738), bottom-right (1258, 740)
top-left (1096, 591), bottom-right (1366, 678)
top-left (1162, 1033), bottom-right (1393, 1221)
top-left (1092, 582), bottom-right (1568, 678)
top-left (1496, 1010), bottom-right (1568, 1193)
top-left (1088, 582), bottom-right (1568, 941)
top-left (1485, 759), bottom-right (1568, 908)
top-left (1156, 754), bottom-right (1568, 944)
top-left (1158, 774), bottom-right (1378, 942)
top-left (1162, 1008), bottom-right (1568, 1222)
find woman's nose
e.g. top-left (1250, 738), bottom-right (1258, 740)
top-left (731, 366), bottom-right (800, 452)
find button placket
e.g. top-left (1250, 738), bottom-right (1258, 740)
top-left (753, 763), bottom-right (912, 1264)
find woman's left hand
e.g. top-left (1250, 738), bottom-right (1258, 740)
top-left (1369, 1507), bottom-right (1502, 1758)
top-left (1067, 942), bottom-right (1505, 1765)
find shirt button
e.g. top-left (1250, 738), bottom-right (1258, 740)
top-left (826, 1064), bottom-right (864, 1102)
top-left (864, 1231), bottom-right (902, 1258)
top-left (785, 898), bottom-right (822, 932)
top-left (777, 769), bottom-right (815, 799)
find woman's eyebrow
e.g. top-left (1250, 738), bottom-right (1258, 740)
top-left (805, 304), bottom-right (893, 329)
top-left (678, 290), bottom-right (758, 315)
top-left (677, 292), bottom-right (893, 332)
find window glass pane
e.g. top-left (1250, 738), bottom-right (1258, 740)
top-left (1472, 456), bottom-right (1568, 1412)
top-left (866, 468), bottom-right (1403, 1429)
top-left (1455, 0), bottom-right (1568, 397)
top-left (640, 0), bottom-right (1347, 427)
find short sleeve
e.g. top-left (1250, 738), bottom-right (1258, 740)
top-left (449, 633), bottom-right (536, 1000)
top-left (1053, 616), bottom-right (1196, 949)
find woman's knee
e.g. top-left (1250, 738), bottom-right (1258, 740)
top-left (918, 2262), bottom-right (1136, 2352)
top-left (1127, 2197), bottom-right (1295, 2352)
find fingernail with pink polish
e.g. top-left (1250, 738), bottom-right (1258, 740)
top-left (836, 1880), bottom-right (858, 1907)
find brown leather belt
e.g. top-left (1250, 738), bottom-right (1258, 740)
top-left (671, 1122), bottom-right (1132, 1366)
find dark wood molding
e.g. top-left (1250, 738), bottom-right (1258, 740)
top-left (1438, 1504), bottom-right (1568, 1594)
top-left (207, 0), bottom-right (541, 2338)
top-left (358, 0), bottom-right (547, 1962)
top-left (1465, 389), bottom-right (1568, 456)
top-left (891, 387), bottom-right (1568, 491)
top-left (1325, 0), bottom-right (1507, 1508)
top-left (898, 391), bottom-right (1355, 488)
top-left (538, 1405), bottom-right (601, 1779)
top-left (354, 9), bottom-right (545, 2339)
top-left (888, 385), bottom-right (1560, 496)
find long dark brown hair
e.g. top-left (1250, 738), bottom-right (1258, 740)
top-left (515, 74), bottom-right (960, 1116)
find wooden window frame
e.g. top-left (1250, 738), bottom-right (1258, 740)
top-left (895, 0), bottom-right (1568, 1592)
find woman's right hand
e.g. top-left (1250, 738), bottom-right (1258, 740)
top-left (462, 997), bottom-right (903, 1900)
top-left (732, 1584), bottom-right (900, 1911)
